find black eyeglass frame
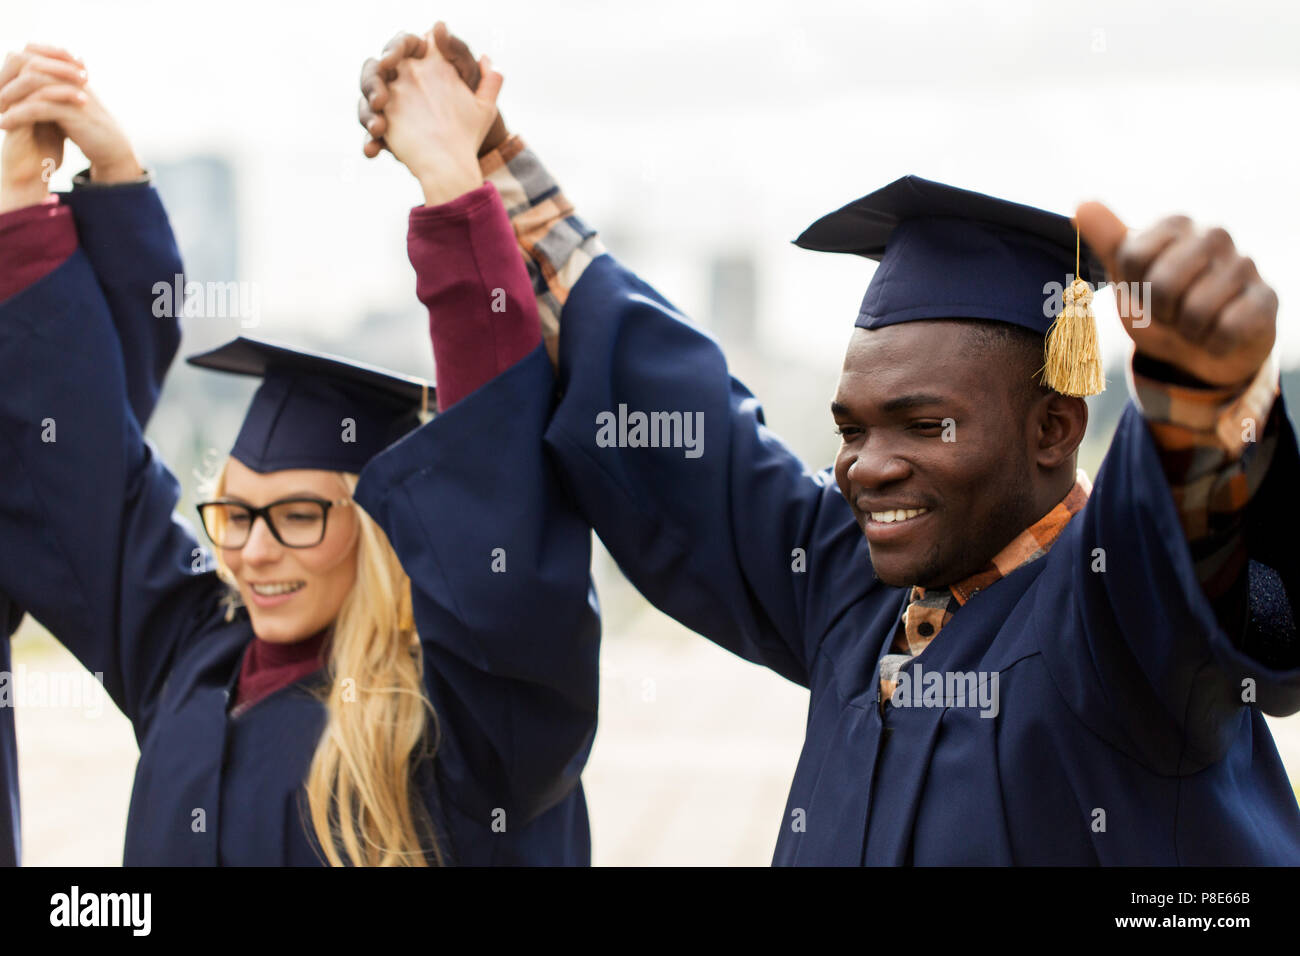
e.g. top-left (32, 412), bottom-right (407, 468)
top-left (195, 496), bottom-right (353, 550)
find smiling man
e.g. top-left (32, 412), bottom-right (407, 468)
top-left (830, 320), bottom-right (1069, 591)
top-left (361, 29), bottom-right (1300, 866)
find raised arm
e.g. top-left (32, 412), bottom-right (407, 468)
top-left (0, 218), bottom-right (227, 736)
top-left (484, 138), bottom-right (894, 685)
top-left (1043, 205), bottom-right (1300, 772)
top-left (0, 58), bottom-right (226, 738)
top-left (358, 32), bottom-right (883, 685)
top-left (60, 171), bottom-right (182, 428)
top-left (352, 38), bottom-right (598, 850)
top-left (0, 46), bottom-right (180, 429)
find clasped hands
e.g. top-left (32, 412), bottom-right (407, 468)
top-left (356, 23), bottom-right (1277, 391)
top-left (0, 22), bottom-right (499, 214)
top-left (0, 43), bottom-right (142, 211)
top-left (2, 24), bottom-right (1276, 393)
top-left (358, 21), bottom-right (506, 207)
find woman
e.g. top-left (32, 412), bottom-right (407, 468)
top-left (0, 40), bottom-right (597, 865)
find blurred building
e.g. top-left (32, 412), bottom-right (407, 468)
top-left (152, 156), bottom-right (238, 290)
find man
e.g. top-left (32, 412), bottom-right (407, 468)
top-left (360, 28), bottom-right (1299, 865)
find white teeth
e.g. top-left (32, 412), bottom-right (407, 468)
top-left (870, 508), bottom-right (929, 524)
top-left (250, 582), bottom-right (304, 596)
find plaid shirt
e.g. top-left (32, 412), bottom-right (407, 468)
top-left (481, 134), bottom-right (1284, 696)
top-left (877, 477), bottom-right (1091, 706)
top-left (1130, 355), bottom-right (1281, 598)
top-left (480, 137), bottom-right (606, 365)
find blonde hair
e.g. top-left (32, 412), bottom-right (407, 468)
top-left (204, 461), bottom-right (441, 866)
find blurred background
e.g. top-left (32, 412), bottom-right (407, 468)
top-left (5, 0), bottom-right (1299, 864)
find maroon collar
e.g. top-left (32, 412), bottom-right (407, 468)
top-left (230, 627), bottom-right (331, 716)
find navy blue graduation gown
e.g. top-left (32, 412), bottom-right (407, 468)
top-left (540, 252), bottom-right (1300, 865)
top-left (0, 202), bottom-right (598, 864)
top-left (0, 182), bottom-right (181, 867)
top-left (0, 598), bottom-right (19, 867)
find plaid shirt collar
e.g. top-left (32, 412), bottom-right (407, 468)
top-left (897, 471), bottom-right (1092, 656)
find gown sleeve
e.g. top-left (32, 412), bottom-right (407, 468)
top-left (353, 179), bottom-right (597, 835)
top-left (0, 178), bottom-right (182, 430)
top-left (0, 198), bottom-right (76, 642)
top-left (476, 135), bottom-right (879, 686)
top-left (355, 347), bottom-right (600, 833)
top-left (1042, 380), bottom-right (1300, 773)
top-left (0, 213), bottom-right (225, 741)
top-left (548, 257), bottom-right (878, 686)
top-left (59, 174), bottom-right (183, 429)
top-left (0, 178), bottom-right (183, 632)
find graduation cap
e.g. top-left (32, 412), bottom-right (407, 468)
top-left (794, 175), bottom-right (1108, 396)
top-left (186, 336), bottom-right (434, 474)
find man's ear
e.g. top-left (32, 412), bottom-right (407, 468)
top-left (1034, 392), bottom-right (1088, 470)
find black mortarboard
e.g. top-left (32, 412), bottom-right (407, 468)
top-left (186, 336), bottom-right (434, 474)
top-left (794, 175), bottom-right (1108, 395)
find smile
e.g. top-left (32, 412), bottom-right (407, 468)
top-left (249, 581), bottom-right (305, 596)
top-left (869, 508), bottom-right (930, 524)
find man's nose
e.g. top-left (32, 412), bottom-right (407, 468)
top-left (846, 438), bottom-right (911, 488)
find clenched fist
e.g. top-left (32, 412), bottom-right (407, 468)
top-left (1077, 202), bottom-right (1277, 388)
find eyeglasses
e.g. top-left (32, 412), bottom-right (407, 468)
top-left (196, 497), bottom-right (353, 550)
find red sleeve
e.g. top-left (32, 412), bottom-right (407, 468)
top-left (407, 182), bottom-right (542, 412)
top-left (0, 197), bottom-right (77, 303)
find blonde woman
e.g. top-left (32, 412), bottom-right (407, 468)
top-left (0, 41), bottom-right (597, 865)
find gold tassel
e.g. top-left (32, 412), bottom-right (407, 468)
top-left (1042, 229), bottom-right (1105, 397)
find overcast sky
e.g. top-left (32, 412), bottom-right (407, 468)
top-left (9, 0), bottom-right (1300, 369)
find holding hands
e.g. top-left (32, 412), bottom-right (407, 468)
top-left (0, 44), bottom-right (141, 211)
top-left (358, 22), bottom-right (505, 206)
